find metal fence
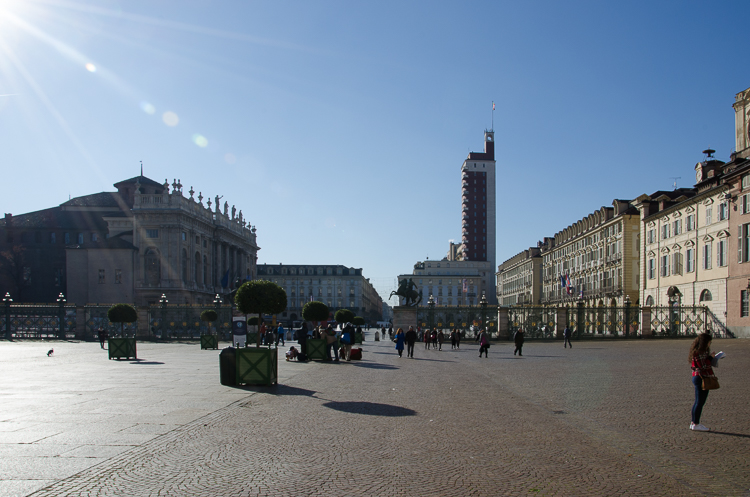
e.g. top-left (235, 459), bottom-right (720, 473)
top-left (650, 306), bottom-right (707, 338)
top-left (1, 304), bottom-right (76, 339)
top-left (508, 306), bottom-right (556, 339)
top-left (416, 305), bottom-right (498, 338)
top-left (147, 304), bottom-right (233, 339)
top-left (567, 306), bottom-right (640, 338)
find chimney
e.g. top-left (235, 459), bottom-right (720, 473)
top-left (4, 213), bottom-right (11, 226)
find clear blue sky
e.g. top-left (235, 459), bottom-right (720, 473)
top-left (2, 0), bottom-right (750, 304)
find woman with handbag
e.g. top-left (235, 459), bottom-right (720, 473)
top-left (689, 332), bottom-right (724, 431)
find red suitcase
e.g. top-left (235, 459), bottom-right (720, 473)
top-left (349, 347), bottom-right (363, 360)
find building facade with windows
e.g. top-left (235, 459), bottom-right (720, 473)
top-left (634, 158), bottom-right (730, 323)
top-left (540, 201), bottom-right (641, 307)
top-left (0, 175), bottom-right (259, 306)
top-left (496, 247), bottom-right (542, 306)
top-left (398, 258), bottom-right (494, 307)
top-left (255, 264), bottom-right (383, 324)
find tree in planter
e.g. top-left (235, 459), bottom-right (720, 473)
top-left (235, 280), bottom-right (287, 347)
top-left (107, 304), bottom-right (138, 337)
top-left (334, 308), bottom-right (355, 326)
top-left (200, 310), bottom-right (218, 335)
top-left (353, 316), bottom-right (365, 327)
top-left (302, 301), bottom-right (329, 331)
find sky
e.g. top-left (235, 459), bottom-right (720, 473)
top-left (1, 0), bottom-right (750, 305)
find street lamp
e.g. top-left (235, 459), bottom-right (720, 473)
top-left (213, 294), bottom-right (223, 338)
top-left (3, 292), bottom-right (12, 340)
top-left (480, 293), bottom-right (488, 337)
top-left (428, 294), bottom-right (435, 331)
top-left (56, 293), bottom-right (66, 339)
top-left (624, 294), bottom-right (631, 337)
top-left (159, 294), bottom-right (168, 339)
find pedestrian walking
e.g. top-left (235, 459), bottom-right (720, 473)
top-left (456, 330), bottom-right (461, 349)
top-left (394, 328), bottom-right (405, 357)
top-left (424, 328), bottom-right (431, 349)
top-left (259, 321), bottom-right (267, 345)
top-left (450, 329), bottom-right (457, 349)
top-left (477, 328), bottom-right (489, 358)
top-left (431, 329), bottom-right (438, 349)
top-left (437, 329), bottom-right (444, 351)
top-left (323, 325), bottom-right (339, 362)
top-left (513, 328), bottom-right (525, 356)
top-left (563, 326), bottom-right (572, 348)
top-left (689, 332), bottom-right (725, 431)
top-left (98, 328), bottom-right (108, 349)
top-left (276, 323), bottom-right (286, 346)
top-left (405, 326), bottom-right (417, 358)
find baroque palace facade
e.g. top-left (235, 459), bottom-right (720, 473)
top-left (0, 175), bottom-right (258, 306)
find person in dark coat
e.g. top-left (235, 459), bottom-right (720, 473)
top-left (514, 329), bottom-right (525, 356)
top-left (563, 326), bottom-right (572, 348)
top-left (297, 322), bottom-right (308, 361)
top-left (98, 328), bottom-right (108, 349)
top-left (405, 326), bottom-right (417, 358)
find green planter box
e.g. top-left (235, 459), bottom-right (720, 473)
top-left (306, 338), bottom-right (327, 361)
top-left (354, 332), bottom-right (363, 344)
top-left (108, 337), bottom-right (137, 360)
top-left (236, 347), bottom-right (278, 386)
top-left (200, 334), bottom-right (218, 349)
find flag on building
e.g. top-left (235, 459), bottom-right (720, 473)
top-left (462, 278), bottom-right (468, 293)
top-left (220, 270), bottom-right (230, 288)
top-left (492, 101), bottom-right (495, 111)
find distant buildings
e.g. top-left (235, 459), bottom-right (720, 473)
top-left (397, 129), bottom-right (498, 305)
top-left (255, 264), bottom-right (383, 323)
top-left (0, 175), bottom-right (258, 306)
top-left (497, 247), bottom-right (542, 306)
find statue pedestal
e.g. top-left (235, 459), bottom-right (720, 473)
top-left (392, 306), bottom-right (418, 331)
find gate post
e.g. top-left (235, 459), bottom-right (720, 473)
top-left (640, 306), bottom-right (652, 337)
top-left (555, 307), bottom-right (567, 339)
top-left (497, 307), bottom-right (509, 339)
top-left (3, 293), bottom-right (11, 340)
top-left (75, 305), bottom-right (86, 340)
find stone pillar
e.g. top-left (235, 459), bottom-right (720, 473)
top-left (392, 306), bottom-right (417, 332)
top-left (555, 307), bottom-right (568, 339)
top-left (497, 307), bottom-right (509, 339)
top-left (137, 306), bottom-right (150, 338)
top-left (640, 306), bottom-right (652, 337)
top-left (75, 305), bottom-right (86, 341)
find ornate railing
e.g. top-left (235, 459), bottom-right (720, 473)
top-left (567, 306), bottom-right (639, 338)
top-left (416, 305), bottom-right (498, 338)
top-left (148, 304), bottom-right (233, 339)
top-left (508, 306), bottom-right (556, 339)
top-left (650, 306), bottom-right (706, 338)
top-left (1, 304), bottom-right (76, 339)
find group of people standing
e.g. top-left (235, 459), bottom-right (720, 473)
top-left (258, 322), bottom-right (287, 346)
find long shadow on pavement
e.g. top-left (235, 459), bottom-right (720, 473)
top-left (322, 401), bottom-right (416, 417)
top-left (230, 384), bottom-right (317, 396)
top-left (709, 431), bottom-right (750, 439)
top-left (129, 360), bottom-right (166, 365)
top-left (351, 362), bottom-right (399, 370)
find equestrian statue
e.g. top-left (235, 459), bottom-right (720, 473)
top-left (390, 278), bottom-right (422, 307)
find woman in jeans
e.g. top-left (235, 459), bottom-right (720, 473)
top-left (689, 332), bottom-right (719, 431)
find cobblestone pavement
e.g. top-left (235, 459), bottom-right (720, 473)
top-left (3, 336), bottom-right (750, 496)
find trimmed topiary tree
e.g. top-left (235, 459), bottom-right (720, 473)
top-left (200, 309), bottom-right (218, 335)
top-left (334, 308), bottom-right (355, 325)
top-left (302, 301), bottom-right (329, 328)
top-left (235, 280), bottom-right (287, 347)
top-left (247, 316), bottom-right (259, 326)
top-left (107, 304), bottom-right (137, 337)
top-left (353, 316), bottom-right (365, 326)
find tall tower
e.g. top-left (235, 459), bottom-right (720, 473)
top-left (461, 130), bottom-right (497, 302)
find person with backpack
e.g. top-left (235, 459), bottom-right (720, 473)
top-left (477, 328), bottom-right (490, 358)
top-left (340, 323), bottom-right (355, 361)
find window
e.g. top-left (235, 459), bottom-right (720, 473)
top-left (672, 219), bottom-right (681, 236)
top-left (718, 239), bottom-right (727, 267)
top-left (50, 232), bottom-right (56, 244)
top-left (98, 269), bottom-right (105, 284)
top-left (647, 229), bottom-right (655, 244)
top-left (742, 290), bottom-right (749, 317)
top-left (699, 290), bottom-right (713, 302)
top-left (181, 232), bottom-right (187, 241)
top-left (23, 267), bottom-right (31, 285)
top-left (647, 258), bottom-right (655, 279)
top-left (146, 229), bottom-right (159, 238)
top-left (115, 269), bottom-right (122, 284)
top-left (739, 223), bottom-right (750, 263)
top-left (743, 174), bottom-right (750, 189)
top-left (706, 207), bottom-right (712, 225)
top-left (660, 255), bottom-right (669, 277)
top-left (686, 214), bottom-right (696, 231)
top-left (91, 233), bottom-right (98, 242)
top-left (54, 268), bottom-right (63, 287)
top-left (645, 295), bottom-right (654, 306)
top-left (719, 202), bottom-right (728, 221)
top-left (703, 243), bottom-right (712, 270)
top-left (661, 224), bottom-right (670, 239)
top-left (672, 252), bottom-right (683, 275)
top-left (686, 248), bottom-right (695, 272)
top-left (77, 233), bottom-right (83, 244)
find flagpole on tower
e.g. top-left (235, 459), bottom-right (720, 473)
top-left (491, 101), bottom-right (495, 131)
